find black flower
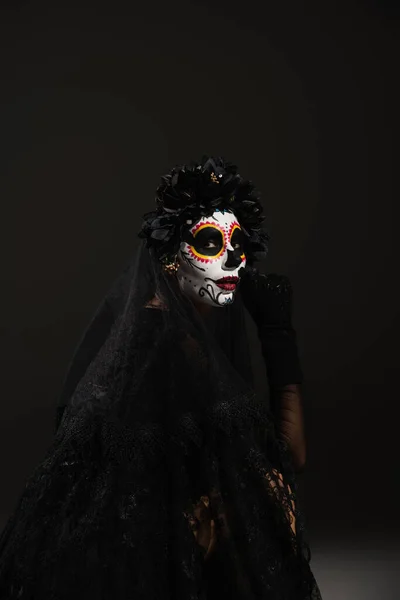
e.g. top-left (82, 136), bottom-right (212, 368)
top-left (138, 156), bottom-right (269, 264)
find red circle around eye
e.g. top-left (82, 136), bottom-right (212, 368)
top-left (189, 222), bottom-right (225, 261)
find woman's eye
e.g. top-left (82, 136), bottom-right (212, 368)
top-left (204, 240), bottom-right (217, 248)
top-left (231, 228), bottom-right (244, 251)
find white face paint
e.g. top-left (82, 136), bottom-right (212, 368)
top-left (177, 209), bottom-right (247, 307)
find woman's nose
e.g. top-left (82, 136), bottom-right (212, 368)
top-left (223, 249), bottom-right (242, 269)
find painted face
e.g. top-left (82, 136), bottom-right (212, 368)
top-left (177, 209), bottom-right (246, 307)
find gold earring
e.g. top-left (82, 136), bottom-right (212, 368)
top-left (162, 256), bottom-right (179, 274)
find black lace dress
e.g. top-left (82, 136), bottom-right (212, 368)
top-left (0, 253), bottom-right (322, 599)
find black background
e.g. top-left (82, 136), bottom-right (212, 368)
top-left (0, 0), bottom-right (399, 592)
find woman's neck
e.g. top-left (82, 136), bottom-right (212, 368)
top-left (192, 298), bottom-right (214, 317)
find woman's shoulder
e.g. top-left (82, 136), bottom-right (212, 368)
top-left (139, 304), bottom-right (168, 327)
top-left (144, 295), bottom-right (167, 310)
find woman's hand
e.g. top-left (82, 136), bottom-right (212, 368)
top-left (264, 469), bottom-right (297, 536)
top-left (185, 495), bottom-right (218, 560)
top-left (239, 270), bottom-right (303, 388)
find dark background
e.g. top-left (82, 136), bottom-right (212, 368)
top-left (0, 0), bottom-right (399, 597)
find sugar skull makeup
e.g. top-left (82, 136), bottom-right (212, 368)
top-left (177, 209), bottom-right (246, 307)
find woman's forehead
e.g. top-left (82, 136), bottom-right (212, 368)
top-left (190, 210), bottom-right (240, 233)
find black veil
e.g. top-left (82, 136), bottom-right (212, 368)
top-left (56, 240), bottom-right (256, 431)
top-left (0, 239), bottom-right (321, 600)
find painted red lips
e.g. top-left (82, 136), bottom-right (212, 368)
top-left (215, 276), bottom-right (239, 291)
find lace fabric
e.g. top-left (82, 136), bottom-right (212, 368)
top-left (0, 242), bottom-right (322, 599)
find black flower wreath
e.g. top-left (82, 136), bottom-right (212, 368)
top-left (138, 156), bottom-right (270, 265)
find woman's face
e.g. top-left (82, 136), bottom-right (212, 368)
top-left (177, 209), bottom-right (246, 307)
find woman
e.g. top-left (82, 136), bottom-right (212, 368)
top-left (0, 156), bottom-right (322, 599)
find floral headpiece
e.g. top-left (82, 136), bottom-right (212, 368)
top-left (138, 156), bottom-right (269, 265)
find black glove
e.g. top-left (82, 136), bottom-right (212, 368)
top-left (239, 268), bottom-right (303, 388)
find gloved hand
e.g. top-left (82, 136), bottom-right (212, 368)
top-left (239, 267), bottom-right (306, 472)
top-left (239, 267), bottom-right (303, 387)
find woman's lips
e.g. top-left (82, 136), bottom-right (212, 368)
top-left (216, 283), bottom-right (237, 291)
top-left (215, 277), bottom-right (239, 291)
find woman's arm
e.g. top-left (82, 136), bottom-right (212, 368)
top-left (239, 270), bottom-right (306, 472)
top-left (270, 383), bottom-right (307, 473)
